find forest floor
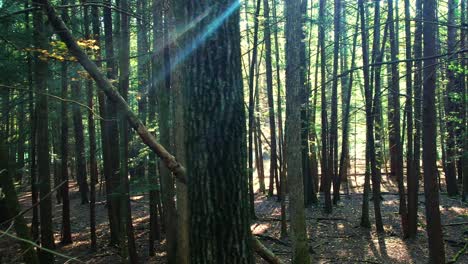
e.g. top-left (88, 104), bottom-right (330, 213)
top-left (1, 167), bottom-right (467, 263)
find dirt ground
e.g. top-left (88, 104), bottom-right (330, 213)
top-left (1, 167), bottom-right (467, 263)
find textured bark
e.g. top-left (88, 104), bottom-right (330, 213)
top-left (285, 0), bottom-right (311, 263)
top-left (33, 1), bottom-right (55, 262)
top-left (422, 0), bottom-right (446, 261)
top-left (185, 1), bottom-right (253, 262)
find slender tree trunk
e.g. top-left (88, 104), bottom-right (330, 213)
top-left (358, 0), bottom-right (372, 229)
top-left (103, 0), bottom-right (121, 245)
top-left (405, 0), bottom-right (418, 238)
top-left (169, 0), bottom-right (189, 261)
top-left (422, 0), bottom-right (446, 261)
top-left (285, 0), bottom-right (311, 262)
top-left (118, 0), bottom-right (138, 261)
top-left (331, 0), bottom-right (341, 205)
top-left (444, 0), bottom-right (460, 196)
top-left (319, 0), bottom-right (331, 213)
top-left (159, 4), bottom-right (178, 262)
top-left (33, 1), bottom-right (55, 261)
top-left (462, 0), bottom-right (468, 202)
top-left (263, 0), bottom-right (279, 205)
top-left (58, 0), bottom-right (72, 245)
top-left (388, 0), bottom-right (408, 236)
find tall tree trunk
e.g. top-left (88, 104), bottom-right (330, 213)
top-left (388, 0), bottom-right (408, 236)
top-left (159, 4), bottom-right (178, 262)
top-left (422, 0), bottom-right (446, 261)
top-left (338, 12), bottom-right (359, 205)
top-left (405, 0), bottom-right (418, 238)
top-left (285, 0), bottom-right (311, 262)
top-left (83, 2), bottom-right (98, 250)
top-left (185, 1), bottom-right (253, 262)
top-left (444, 0), bottom-right (460, 196)
top-left (103, 0), bottom-right (121, 245)
top-left (319, 0), bottom-right (331, 213)
top-left (149, 0), bottom-right (163, 255)
top-left (263, 0), bottom-right (279, 204)
top-left (330, 0), bottom-right (341, 205)
top-left (169, 0), bottom-right (189, 261)
top-left (59, 0), bottom-right (72, 245)
top-left (300, 0), bottom-right (316, 206)
top-left (248, 0), bottom-right (263, 201)
top-left (358, 0), bottom-right (373, 229)
top-left (33, 1), bottom-right (55, 261)
top-left (118, 0), bottom-right (138, 261)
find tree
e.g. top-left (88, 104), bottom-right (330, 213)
top-left (388, 0), bottom-right (408, 236)
top-left (184, 1), bottom-right (253, 262)
top-left (263, 0), bottom-right (279, 204)
top-left (444, 0), bottom-right (461, 196)
top-left (422, 0), bottom-right (446, 261)
top-left (285, 0), bottom-right (311, 262)
top-left (59, 0), bottom-right (72, 245)
top-left (33, 1), bottom-right (55, 262)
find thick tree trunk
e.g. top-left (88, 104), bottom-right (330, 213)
top-left (185, 1), bottom-right (253, 262)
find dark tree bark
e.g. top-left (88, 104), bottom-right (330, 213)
top-left (59, 0), bottom-right (72, 245)
top-left (422, 0), bottom-right (446, 261)
top-left (405, 0), bottom-right (418, 238)
top-left (300, 0), bottom-right (317, 206)
top-left (71, 76), bottom-right (89, 205)
top-left (83, 2), bottom-right (98, 250)
top-left (185, 1), bottom-right (253, 262)
top-left (285, 0), bottom-right (311, 262)
top-left (103, 0), bottom-right (121, 245)
top-left (33, 1), bottom-right (55, 262)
